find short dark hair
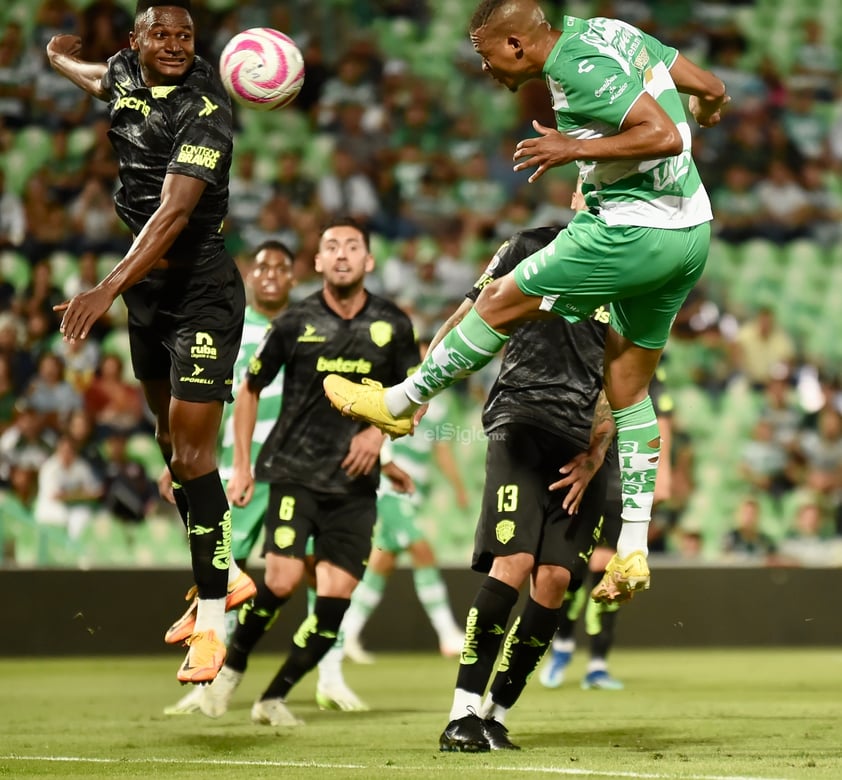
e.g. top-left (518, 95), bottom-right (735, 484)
top-left (469, 0), bottom-right (508, 31)
top-left (253, 240), bottom-right (294, 262)
top-left (135, 0), bottom-right (192, 18)
top-left (320, 217), bottom-right (370, 251)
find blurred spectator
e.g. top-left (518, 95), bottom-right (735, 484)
top-left (83, 353), bottom-right (144, 438)
top-left (68, 177), bottom-right (128, 254)
top-left (21, 172), bottom-right (71, 261)
top-left (791, 19), bottom-right (840, 102)
top-left (52, 333), bottom-right (100, 394)
top-left (711, 163), bottom-right (767, 243)
top-left (22, 260), bottom-right (64, 328)
top-left (31, 46), bottom-right (91, 130)
top-left (316, 50), bottom-right (379, 131)
top-left (81, 116), bottom-right (119, 184)
top-left (781, 87), bottom-right (832, 164)
top-left (796, 407), bottom-right (842, 497)
top-left (31, 0), bottom-right (78, 52)
top-left (78, 0), bottom-right (132, 63)
top-left (43, 127), bottom-right (86, 204)
top-left (0, 168), bottom-right (26, 251)
top-left (34, 434), bottom-right (101, 542)
top-left (800, 161), bottom-right (842, 246)
top-left (316, 147), bottom-right (380, 227)
top-left (0, 464), bottom-right (38, 563)
top-left (330, 99), bottom-right (386, 175)
top-left (62, 250), bottom-right (99, 299)
top-left (66, 408), bottom-right (106, 481)
top-left (0, 313), bottom-right (34, 391)
top-left (25, 352), bottom-right (82, 432)
top-left (758, 370), bottom-right (804, 451)
top-left (0, 400), bottom-right (55, 485)
top-left (238, 195), bottom-right (300, 256)
top-left (754, 158), bottom-right (811, 243)
top-left (529, 177), bottom-right (576, 229)
top-left (294, 34), bottom-right (330, 115)
top-left (454, 151), bottom-right (507, 239)
top-left (729, 307), bottom-right (796, 389)
top-left (721, 495), bottom-right (779, 562)
top-left (227, 150), bottom-right (274, 232)
top-left (401, 163), bottom-right (458, 237)
top-left (777, 494), bottom-right (841, 566)
top-left (272, 149), bottom-right (317, 210)
top-left (101, 432), bottom-right (157, 523)
top-left (739, 417), bottom-right (796, 502)
top-left (0, 353), bottom-right (16, 433)
top-left (0, 22), bottom-right (36, 129)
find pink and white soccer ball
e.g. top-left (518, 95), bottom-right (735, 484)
top-left (219, 28), bottom-right (305, 111)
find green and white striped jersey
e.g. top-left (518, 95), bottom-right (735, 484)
top-left (218, 306), bottom-right (283, 480)
top-left (546, 16), bottom-right (712, 229)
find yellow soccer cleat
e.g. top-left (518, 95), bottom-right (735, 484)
top-left (323, 375), bottom-right (413, 438)
top-left (177, 629), bottom-right (226, 684)
top-left (591, 551), bottom-right (650, 604)
top-left (165, 571), bottom-right (257, 645)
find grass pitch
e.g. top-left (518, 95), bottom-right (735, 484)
top-left (2, 649), bottom-right (841, 779)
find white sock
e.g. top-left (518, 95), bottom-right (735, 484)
top-left (449, 688), bottom-right (482, 721)
top-left (384, 380), bottom-right (421, 416)
top-left (195, 597), bottom-right (226, 637)
top-left (481, 695), bottom-right (508, 724)
top-left (552, 637), bottom-right (575, 653)
top-left (227, 560), bottom-right (242, 585)
top-left (317, 643), bottom-right (345, 686)
top-left (616, 521), bottom-right (649, 558)
top-left (587, 658), bottom-right (608, 674)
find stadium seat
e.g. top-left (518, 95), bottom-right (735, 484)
top-left (0, 250), bottom-right (31, 291)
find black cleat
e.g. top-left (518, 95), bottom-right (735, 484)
top-left (482, 718), bottom-right (521, 750)
top-left (439, 714), bottom-right (491, 752)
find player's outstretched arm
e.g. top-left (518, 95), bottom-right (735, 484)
top-left (46, 34), bottom-right (108, 100)
top-left (669, 53), bottom-right (729, 128)
top-left (54, 174), bottom-right (207, 341)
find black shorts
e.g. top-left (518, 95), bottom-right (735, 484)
top-left (123, 257), bottom-right (245, 403)
top-left (262, 482), bottom-right (376, 581)
top-left (473, 423), bottom-right (608, 586)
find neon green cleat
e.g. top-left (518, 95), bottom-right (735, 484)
top-left (322, 375), bottom-right (413, 439)
top-left (591, 551), bottom-right (650, 604)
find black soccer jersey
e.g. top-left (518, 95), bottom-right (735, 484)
top-left (467, 227), bottom-right (608, 449)
top-left (101, 50), bottom-right (233, 268)
top-left (247, 291), bottom-right (419, 494)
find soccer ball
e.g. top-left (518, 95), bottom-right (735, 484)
top-left (219, 28), bottom-right (305, 111)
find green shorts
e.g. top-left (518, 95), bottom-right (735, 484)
top-left (513, 210), bottom-right (710, 349)
top-left (374, 493), bottom-right (424, 553)
top-left (230, 480), bottom-right (268, 561)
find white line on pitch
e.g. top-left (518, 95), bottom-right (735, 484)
top-left (0, 754), bottom-right (793, 780)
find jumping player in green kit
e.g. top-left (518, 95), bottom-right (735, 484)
top-left (325, 0), bottom-right (728, 604)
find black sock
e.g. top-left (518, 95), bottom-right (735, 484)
top-left (590, 606), bottom-right (618, 659)
top-left (488, 597), bottom-right (561, 709)
top-left (164, 457), bottom-right (190, 530)
top-left (226, 582), bottom-right (289, 673)
top-left (455, 576), bottom-right (519, 696)
top-left (261, 596), bottom-right (349, 701)
top-left (181, 470), bottom-right (230, 599)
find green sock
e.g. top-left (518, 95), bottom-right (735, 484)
top-left (405, 307), bottom-right (508, 404)
top-left (613, 396), bottom-right (660, 556)
top-left (413, 565), bottom-right (457, 637)
top-left (340, 569), bottom-right (386, 639)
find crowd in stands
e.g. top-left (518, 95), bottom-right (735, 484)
top-left (1, 0), bottom-right (842, 568)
